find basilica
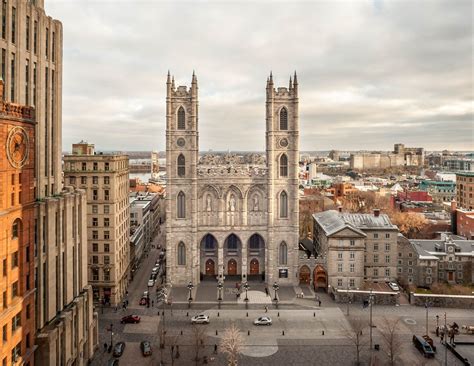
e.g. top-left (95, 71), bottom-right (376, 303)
top-left (165, 72), bottom-right (300, 286)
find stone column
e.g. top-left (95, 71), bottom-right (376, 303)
top-left (241, 236), bottom-right (248, 282)
top-left (218, 238), bottom-right (224, 279)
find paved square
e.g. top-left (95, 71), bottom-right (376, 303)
top-left (123, 316), bottom-right (159, 334)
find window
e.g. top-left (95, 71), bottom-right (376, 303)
top-left (249, 235), bottom-right (261, 250)
top-left (457, 264), bottom-right (462, 270)
top-left (104, 176), bottom-right (110, 184)
top-left (337, 263), bottom-right (343, 273)
top-left (279, 242), bottom-right (287, 265)
top-left (105, 162), bottom-right (109, 171)
top-left (1, 1), bottom-right (5, 39)
top-left (177, 154), bottom-right (185, 177)
top-left (349, 278), bottom-right (355, 287)
top-left (104, 189), bottom-right (109, 200)
top-left (385, 233), bottom-right (390, 239)
top-left (11, 7), bottom-right (15, 43)
top-left (104, 205), bottom-right (110, 214)
top-left (204, 235), bottom-right (215, 250)
top-left (69, 176), bottom-right (76, 185)
top-left (350, 251), bottom-right (355, 260)
top-left (92, 256), bottom-right (98, 264)
top-left (12, 220), bottom-right (19, 239)
top-left (104, 243), bottom-right (110, 252)
top-left (92, 231), bottom-right (98, 240)
top-left (52, 31), bottom-right (55, 62)
top-left (280, 191), bottom-right (288, 218)
top-left (408, 252), bottom-right (413, 258)
top-left (2, 259), bottom-right (6, 276)
top-left (373, 243), bottom-right (379, 251)
top-left (92, 243), bottom-right (98, 252)
top-left (374, 254), bottom-right (379, 263)
top-left (2, 324), bottom-right (6, 342)
top-left (45, 27), bottom-right (49, 58)
top-left (103, 269), bottom-right (110, 282)
top-left (385, 268), bottom-right (390, 277)
top-left (92, 190), bottom-right (98, 200)
top-left (374, 233), bottom-right (379, 239)
top-left (25, 59), bottom-right (29, 104)
top-left (439, 263), bottom-right (444, 269)
top-left (92, 218), bottom-right (98, 227)
top-left (33, 61), bottom-right (36, 105)
top-left (337, 278), bottom-right (343, 287)
top-left (350, 240), bottom-right (355, 246)
top-left (398, 267), bottom-right (402, 274)
top-left (408, 268), bottom-right (413, 274)
top-left (279, 154), bottom-right (288, 177)
top-left (104, 218), bottom-right (110, 227)
top-left (177, 107), bottom-right (185, 129)
top-left (177, 191), bottom-right (185, 218)
top-left (227, 234), bottom-right (238, 251)
top-left (385, 255), bottom-right (390, 264)
top-left (177, 242), bottom-right (186, 265)
top-left (93, 162), bottom-right (98, 171)
top-left (104, 256), bottom-right (110, 265)
top-left (11, 252), bottom-right (18, 268)
top-left (82, 162), bottom-right (86, 171)
top-left (279, 107), bottom-right (288, 130)
top-left (350, 263), bottom-right (354, 273)
top-left (408, 260), bottom-right (413, 266)
top-left (426, 268), bottom-right (432, 274)
top-left (92, 205), bottom-right (98, 214)
top-left (92, 176), bottom-right (98, 184)
top-left (81, 176), bottom-right (87, 185)
top-left (373, 268), bottom-right (379, 276)
top-left (26, 16), bottom-right (30, 50)
top-left (385, 243), bottom-right (390, 252)
top-left (104, 231), bottom-right (110, 240)
top-left (92, 268), bottom-right (99, 281)
top-left (338, 252), bottom-right (343, 260)
top-left (11, 313), bottom-right (20, 332)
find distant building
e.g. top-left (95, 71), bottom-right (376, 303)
top-left (419, 180), bottom-right (456, 203)
top-left (151, 151), bottom-right (160, 180)
top-left (64, 146), bottom-right (130, 306)
top-left (328, 150), bottom-right (340, 161)
top-left (312, 209), bottom-right (398, 293)
top-left (350, 143), bottom-right (424, 170)
top-left (443, 158), bottom-right (473, 172)
top-left (455, 208), bottom-right (474, 240)
top-left (456, 172), bottom-right (474, 210)
top-left (72, 140), bottom-right (95, 155)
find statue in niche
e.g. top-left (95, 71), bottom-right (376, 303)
top-left (253, 195), bottom-right (259, 211)
top-left (229, 195), bottom-right (236, 212)
top-left (206, 195), bottom-right (212, 211)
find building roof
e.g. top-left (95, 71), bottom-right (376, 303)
top-left (410, 237), bottom-right (474, 258)
top-left (313, 210), bottom-right (396, 236)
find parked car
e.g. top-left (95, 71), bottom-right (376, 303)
top-left (191, 314), bottom-right (210, 324)
top-left (152, 266), bottom-right (160, 274)
top-left (412, 335), bottom-right (435, 358)
top-left (107, 359), bottom-right (119, 366)
top-left (113, 342), bottom-right (126, 357)
top-left (121, 315), bottom-right (141, 324)
top-left (388, 282), bottom-right (400, 291)
top-left (140, 341), bottom-right (152, 356)
top-left (147, 279), bottom-right (155, 287)
top-left (150, 273), bottom-right (157, 281)
top-left (254, 316), bottom-right (272, 326)
top-left (143, 291), bottom-right (149, 298)
top-left (422, 335), bottom-right (437, 352)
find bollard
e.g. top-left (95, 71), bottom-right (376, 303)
top-left (313, 312), bottom-right (315, 317)
top-left (246, 312), bottom-right (248, 317)
top-left (278, 312), bottom-right (280, 317)
top-left (218, 312), bottom-right (220, 317)
top-left (248, 330), bottom-right (250, 336)
top-left (322, 330), bottom-right (325, 336)
top-left (186, 312), bottom-right (189, 317)
top-left (180, 330), bottom-right (183, 335)
top-left (216, 330), bottom-right (218, 336)
top-left (282, 330), bottom-right (285, 336)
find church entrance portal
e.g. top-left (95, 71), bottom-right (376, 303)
top-left (313, 265), bottom-right (327, 291)
top-left (205, 259), bottom-right (215, 276)
top-left (228, 259), bottom-right (237, 275)
top-left (299, 265), bottom-right (310, 285)
top-left (250, 258), bottom-right (259, 275)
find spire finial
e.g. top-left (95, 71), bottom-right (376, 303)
top-left (192, 70), bottom-right (197, 84)
top-left (167, 70), bottom-right (171, 83)
top-left (171, 76), bottom-right (175, 89)
top-left (289, 76), bottom-right (293, 89)
top-left (294, 70), bottom-right (298, 84)
top-left (269, 71), bottom-right (273, 83)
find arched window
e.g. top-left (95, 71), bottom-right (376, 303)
top-left (177, 191), bottom-right (185, 218)
top-left (280, 154), bottom-right (288, 177)
top-left (280, 191), bottom-right (288, 218)
top-left (177, 154), bottom-right (185, 177)
top-left (280, 107), bottom-right (288, 130)
top-left (205, 235), bottom-right (216, 250)
top-left (227, 234), bottom-right (238, 251)
top-left (12, 219), bottom-right (21, 239)
top-left (249, 234), bottom-right (262, 250)
top-left (279, 242), bottom-right (288, 265)
top-left (177, 242), bottom-right (186, 265)
top-left (177, 107), bottom-right (186, 130)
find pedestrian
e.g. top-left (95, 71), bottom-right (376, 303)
top-left (152, 300), bottom-right (154, 307)
top-left (104, 342), bottom-right (108, 352)
top-left (265, 306), bottom-right (268, 313)
top-left (214, 344), bottom-right (218, 354)
top-left (441, 333), bottom-right (444, 342)
top-left (301, 292), bottom-right (304, 299)
top-left (436, 326), bottom-right (439, 337)
top-left (450, 331), bottom-right (455, 344)
top-left (265, 287), bottom-right (269, 296)
top-left (318, 300), bottom-right (321, 307)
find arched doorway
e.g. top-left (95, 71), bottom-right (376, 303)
top-left (205, 259), bottom-right (215, 276)
top-left (249, 258), bottom-right (259, 275)
top-left (228, 259), bottom-right (237, 275)
top-left (299, 265), bottom-right (310, 285)
top-left (313, 265), bottom-right (327, 291)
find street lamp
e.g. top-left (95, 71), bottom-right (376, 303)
top-left (187, 281), bottom-right (194, 308)
top-left (243, 282), bottom-right (249, 302)
top-left (368, 289), bottom-right (375, 354)
top-left (217, 281), bottom-right (223, 308)
top-left (109, 323), bottom-right (114, 353)
top-left (272, 282), bottom-right (279, 305)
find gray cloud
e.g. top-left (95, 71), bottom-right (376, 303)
top-left (47, 0), bottom-right (473, 152)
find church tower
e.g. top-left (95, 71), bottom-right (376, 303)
top-left (266, 72), bottom-right (300, 285)
top-left (165, 72), bottom-right (200, 285)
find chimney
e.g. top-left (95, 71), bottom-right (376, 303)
top-left (338, 206), bottom-right (343, 213)
top-left (373, 209), bottom-right (380, 217)
top-left (450, 199), bottom-right (457, 213)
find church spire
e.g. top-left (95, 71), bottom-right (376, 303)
top-left (289, 76), bottom-right (293, 89)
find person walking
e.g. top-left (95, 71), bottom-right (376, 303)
top-left (104, 342), bottom-right (108, 352)
top-left (265, 306), bottom-right (268, 313)
top-left (214, 344), bottom-right (218, 354)
top-left (318, 299), bottom-right (321, 307)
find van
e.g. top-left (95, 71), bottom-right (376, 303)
top-left (412, 335), bottom-right (435, 358)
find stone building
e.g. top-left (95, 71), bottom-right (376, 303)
top-left (418, 180), bottom-right (456, 203)
top-left (0, 1), bottom-right (97, 365)
top-left (312, 209), bottom-right (398, 292)
top-left (456, 172), bottom-right (474, 210)
top-left (350, 143), bottom-right (424, 170)
top-left (166, 72), bottom-right (300, 286)
top-left (0, 81), bottom-right (35, 366)
top-left (64, 143), bottom-right (130, 306)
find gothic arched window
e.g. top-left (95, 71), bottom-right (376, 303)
top-left (12, 218), bottom-right (21, 239)
top-left (177, 242), bottom-right (186, 265)
top-left (280, 154), bottom-right (288, 177)
top-left (279, 242), bottom-right (288, 265)
top-left (177, 107), bottom-right (186, 130)
top-left (205, 235), bottom-right (216, 250)
top-left (177, 191), bottom-right (186, 218)
top-left (177, 154), bottom-right (185, 177)
top-left (227, 234), bottom-right (238, 251)
top-left (280, 107), bottom-right (288, 130)
top-left (280, 191), bottom-right (288, 218)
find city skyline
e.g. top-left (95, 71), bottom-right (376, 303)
top-left (46, 0), bottom-right (472, 152)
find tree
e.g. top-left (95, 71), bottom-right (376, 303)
top-left (191, 324), bottom-right (206, 365)
top-left (342, 191), bottom-right (391, 213)
top-left (344, 317), bottom-right (368, 366)
top-left (379, 317), bottom-right (402, 366)
top-left (390, 212), bottom-right (427, 238)
top-left (220, 323), bottom-right (243, 366)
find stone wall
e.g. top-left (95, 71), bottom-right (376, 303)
top-left (333, 289), bottom-right (398, 305)
top-left (410, 293), bottom-right (474, 308)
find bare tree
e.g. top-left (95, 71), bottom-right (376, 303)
top-left (379, 317), bottom-right (402, 366)
top-left (390, 212), bottom-right (427, 238)
top-left (191, 324), bottom-right (206, 365)
top-left (220, 323), bottom-right (243, 366)
top-left (344, 317), bottom-right (368, 366)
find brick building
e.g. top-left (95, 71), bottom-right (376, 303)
top-left (456, 172), bottom-right (474, 210)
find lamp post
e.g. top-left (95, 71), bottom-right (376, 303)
top-left (243, 282), bottom-right (249, 302)
top-left (369, 289), bottom-right (375, 354)
top-left (425, 301), bottom-right (429, 336)
top-left (187, 281), bottom-right (194, 308)
top-left (217, 281), bottom-right (223, 308)
top-left (272, 282), bottom-right (279, 307)
top-left (109, 323), bottom-right (114, 352)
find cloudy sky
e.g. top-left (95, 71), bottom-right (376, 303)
top-left (46, 0), bottom-right (473, 152)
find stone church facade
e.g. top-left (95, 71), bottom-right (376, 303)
top-left (166, 72), bottom-right (300, 286)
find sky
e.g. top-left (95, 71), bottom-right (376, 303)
top-left (46, 0), bottom-right (473, 152)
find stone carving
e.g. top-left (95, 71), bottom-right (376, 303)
top-left (229, 195), bottom-right (236, 212)
top-left (206, 195), bottom-right (212, 211)
top-left (197, 166), bottom-right (268, 177)
top-left (199, 153), bottom-right (266, 166)
top-left (253, 195), bottom-right (259, 211)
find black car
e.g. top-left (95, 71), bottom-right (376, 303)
top-left (113, 342), bottom-right (126, 357)
top-left (140, 341), bottom-right (152, 356)
top-left (107, 359), bottom-right (119, 366)
top-left (412, 335), bottom-right (435, 358)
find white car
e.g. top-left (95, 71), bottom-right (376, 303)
top-left (147, 279), bottom-right (155, 287)
top-left (254, 316), bottom-right (272, 326)
top-left (191, 314), bottom-right (210, 324)
top-left (388, 282), bottom-right (400, 291)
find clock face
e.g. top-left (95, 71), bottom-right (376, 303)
top-left (177, 138), bottom-right (186, 147)
top-left (6, 127), bottom-right (29, 169)
top-left (279, 138), bottom-right (289, 148)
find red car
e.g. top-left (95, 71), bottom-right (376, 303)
top-left (121, 315), bottom-right (141, 324)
